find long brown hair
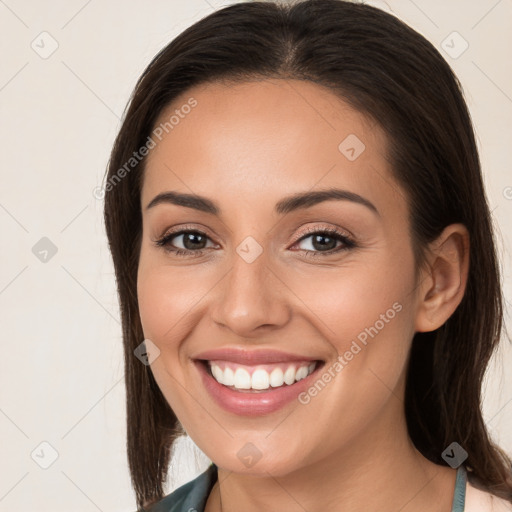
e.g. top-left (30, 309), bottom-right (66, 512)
top-left (103, 1), bottom-right (512, 509)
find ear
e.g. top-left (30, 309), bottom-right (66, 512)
top-left (414, 224), bottom-right (470, 333)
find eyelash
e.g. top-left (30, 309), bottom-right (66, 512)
top-left (154, 225), bottom-right (356, 259)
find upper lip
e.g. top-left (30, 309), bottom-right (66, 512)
top-left (193, 348), bottom-right (321, 365)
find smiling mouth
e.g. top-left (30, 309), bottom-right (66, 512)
top-left (199, 359), bottom-right (324, 393)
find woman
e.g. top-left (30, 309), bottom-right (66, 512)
top-left (103, 1), bottom-right (512, 511)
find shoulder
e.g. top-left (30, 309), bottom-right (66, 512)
top-left (465, 474), bottom-right (512, 512)
top-left (142, 463), bottom-right (218, 512)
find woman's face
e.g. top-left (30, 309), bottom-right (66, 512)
top-left (137, 79), bottom-right (423, 476)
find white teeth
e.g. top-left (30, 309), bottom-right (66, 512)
top-left (284, 366), bottom-right (296, 385)
top-left (295, 366), bottom-right (309, 381)
top-left (233, 368), bottom-right (251, 389)
top-left (269, 367), bottom-right (284, 387)
top-left (212, 364), bottom-right (224, 384)
top-left (223, 366), bottom-right (234, 386)
top-left (209, 361), bottom-right (318, 390)
top-left (251, 369), bottom-right (269, 390)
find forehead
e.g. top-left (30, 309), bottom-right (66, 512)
top-left (141, 79), bottom-right (404, 219)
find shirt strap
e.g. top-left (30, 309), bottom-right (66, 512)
top-left (451, 465), bottom-right (467, 512)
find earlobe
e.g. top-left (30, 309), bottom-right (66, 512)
top-left (414, 224), bottom-right (470, 333)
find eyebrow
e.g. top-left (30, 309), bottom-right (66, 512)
top-left (145, 188), bottom-right (379, 216)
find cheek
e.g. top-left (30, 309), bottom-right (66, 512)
top-left (137, 268), bottom-right (178, 341)
top-left (282, 253), bottom-right (415, 353)
top-left (276, 264), bottom-right (414, 454)
top-left (281, 251), bottom-right (416, 406)
top-left (136, 257), bottom-right (203, 413)
top-left (136, 263), bottom-right (194, 410)
top-left (136, 255), bottom-right (209, 345)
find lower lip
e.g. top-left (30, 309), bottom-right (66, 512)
top-left (195, 360), bottom-right (323, 416)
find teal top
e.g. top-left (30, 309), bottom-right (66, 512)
top-left (143, 463), bottom-right (467, 512)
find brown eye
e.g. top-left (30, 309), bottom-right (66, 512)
top-left (155, 229), bottom-right (216, 256)
top-left (293, 228), bottom-right (356, 258)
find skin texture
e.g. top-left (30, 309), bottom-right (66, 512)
top-left (137, 79), bottom-right (470, 512)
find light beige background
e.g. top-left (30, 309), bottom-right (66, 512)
top-left (0, 0), bottom-right (511, 510)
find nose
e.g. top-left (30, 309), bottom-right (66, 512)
top-left (210, 248), bottom-right (291, 337)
